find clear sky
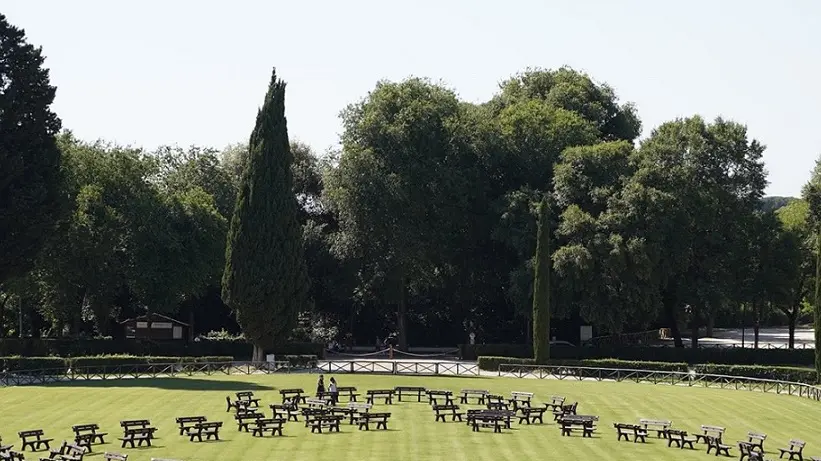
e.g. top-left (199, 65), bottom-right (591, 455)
top-left (5, 0), bottom-right (820, 196)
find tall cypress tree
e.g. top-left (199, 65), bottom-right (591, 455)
top-left (0, 14), bottom-right (63, 283)
top-left (222, 69), bottom-right (310, 362)
top-left (815, 232), bottom-right (821, 379)
top-left (532, 194), bottom-right (551, 364)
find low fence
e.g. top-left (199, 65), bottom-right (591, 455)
top-left (317, 360), bottom-right (478, 376)
top-left (0, 360), bottom-right (478, 387)
top-left (498, 364), bottom-right (821, 401)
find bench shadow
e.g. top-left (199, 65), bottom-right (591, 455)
top-left (43, 378), bottom-right (274, 391)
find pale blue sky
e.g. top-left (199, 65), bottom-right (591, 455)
top-left (6, 0), bottom-right (820, 196)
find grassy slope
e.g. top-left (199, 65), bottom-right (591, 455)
top-left (1, 373), bottom-right (819, 461)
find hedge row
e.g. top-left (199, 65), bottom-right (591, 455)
top-left (0, 338), bottom-right (324, 359)
top-left (460, 343), bottom-right (814, 365)
top-left (0, 355), bottom-right (236, 373)
top-left (476, 356), bottom-right (819, 384)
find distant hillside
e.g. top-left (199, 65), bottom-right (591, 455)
top-left (760, 196), bottom-right (797, 213)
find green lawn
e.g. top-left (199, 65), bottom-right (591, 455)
top-left (1, 373), bottom-right (819, 461)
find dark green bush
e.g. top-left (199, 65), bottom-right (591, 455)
top-left (0, 338), bottom-right (324, 359)
top-left (1, 356), bottom-right (67, 373)
top-left (693, 364), bottom-right (818, 384)
top-left (478, 356), bottom-right (819, 384)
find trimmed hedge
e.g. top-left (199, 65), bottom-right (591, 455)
top-left (0, 338), bottom-right (324, 359)
top-left (477, 356), bottom-right (819, 384)
top-left (461, 343), bottom-right (814, 365)
top-left (1, 355), bottom-right (234, 373)
top-left (1, 356), bottom-right (68, 373)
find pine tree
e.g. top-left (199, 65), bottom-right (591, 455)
top-left (0, 14), bottom-right (63, 283)
top-left (222, 69), bottom-right (310, 362)
top-left (532, 194), bottom-right (551, 364)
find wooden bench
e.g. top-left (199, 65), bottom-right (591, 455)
top-left (280, 388), bottom-right (306, 404)
top-left (394, 386), bottom-right (426, 402)
top-left (427, 390), bottom-right (454, 405)
top-left (433, 404), bottom-right (464, 422)
top-left (366, 389), bottom-right (394, 405)
top-left (336, 386), bottom-right (360, 402)
top-left (471, 414), bottom-right (504, 433)
top-left (706, 435), bottom-right (732, 456)
top-left (778, 439), bottom-right (805, 461)
top-left (356, 412), bottom-right (391, 430)
top-left (509, 391), bottom-right (533, 409)
top-left (639, 419), bottom-right (672, 438)
top-left (695, 425), bottom-right (725, 444)
top-left (559, 415), bottom-right (597, 437)
top-left (251, 418), bottom-right (285, 437)
top-left (1, 451), bottom-right (24, 461)
top-left (103, 453), bottom-right (128, 461)
top-left (188, 421), bottom-right (222, 442)
top-left (665, 429), bottom-right (697, 449)
top-left (309, 415), bottom-right (343, 433)
top-left (738, 441), bottom-right (763, 461)
top-left (235, 411), bottom-right (263, 432)
top-left (333, 402), bottom-right (371, 424)
top-left (302, 408), bottom-right (329, 427)
top-left (517, 407), bottom-right (546, 424)
top-left (613, 423), bottom-right (647, 443)
top-left (118, 428), bottom-right (154, 448)
top-left (305, 398), bottom-right (330, 408)
top-left (236, 391), bottom-right (261, 407)
top-left (466, 409), bottom-right (513, 429)
top-left (44, 442), bottom-right (87, 461)
top-left (175, 416), bottom-right (207, 435)
top-left (270, 403), bottom-right (300, 422)
top-left (71, 424), bottom-right (107, 450)
top-left (459, 389), bottom-right (488, 404)
top-left (545, 395), bottom-right (565, 411)
top-left (746, 432), bottom-right (766, 452)
top-left (553, 402), bottom-right (578, 420)
top-left (18, 430), bottom-right (53, 452)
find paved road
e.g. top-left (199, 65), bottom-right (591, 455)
top-left (662, 326), bottom-right (814, 348)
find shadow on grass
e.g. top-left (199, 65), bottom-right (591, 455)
top-left (43, 377), bottom-right (275, 391)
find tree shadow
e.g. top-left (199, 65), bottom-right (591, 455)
top-left (43, 377), bottom-right (275, 391)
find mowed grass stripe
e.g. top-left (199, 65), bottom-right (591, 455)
top-left (1, 374), bottom-right (820, 460)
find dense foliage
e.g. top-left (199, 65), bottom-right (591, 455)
top-left (222, 70), bottom-right (310, 361)
top-left (1, 13), bottom-right (818, 358)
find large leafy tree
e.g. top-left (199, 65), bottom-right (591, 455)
top-left (0, 14), bottom-right (63, 283)
top-left (626, 116), bottom-right (767, 347)
top-left (776, 200), bottom-right (814, 348)
top-left (801, 156), bottom-right (821, 374)
top-left (222, 69), bottom-right (310, 362)
top-left (326, 78), bottom-right (469, 349)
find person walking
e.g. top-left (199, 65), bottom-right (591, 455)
top-left (316, 374), bottom-right (325, 397)
top-left (328, 377), bottom-right (339, 405)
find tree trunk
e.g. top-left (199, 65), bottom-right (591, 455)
top-left (188, 308), bottom-right (195, 342)
top-left (689, 305), bottom-right (699, 349)
top-left (252, 344), bottom-right (265, 362)
top-left (397, 274), bottom-right (407, 350)
top-left (788, 309), bottom-right (797, 350)
top-left (0, 294), bottom-right (7, 338)
top-left (753, 301), bottom-right (761, 349)
top-left (663, 290), bottom-right (684, 348)
top-left (706, 314), bottom-right (714, 338)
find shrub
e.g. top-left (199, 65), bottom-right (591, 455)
top-left (693, 364), bottom-right (818, 384)
top-left (1, 356), bottom-right (67, 373)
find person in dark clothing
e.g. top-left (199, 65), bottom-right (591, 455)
top-left (316, 374), bottom-right (325, 396)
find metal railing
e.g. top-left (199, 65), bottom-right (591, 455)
top-left (498, 364), bottom-right (821, 401)
top-left (0, 359), bottom-right (479, 387)
top-left (317, 360), bottom-right (478, 376)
